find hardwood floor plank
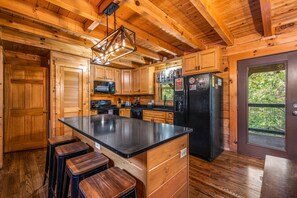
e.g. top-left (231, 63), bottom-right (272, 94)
top-left (0, 150), bottom-right (263, 198)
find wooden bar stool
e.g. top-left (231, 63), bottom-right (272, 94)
top-left (62, 151), bottom-right (109, 198)
top-left (44, 135), bottom-right (78, 197)
top-left (49, 141), bottom-right (89, 198)
top-left (78, 167), bottom-right (137, 198)
top-left (44, 136), bottom-right (78, 185)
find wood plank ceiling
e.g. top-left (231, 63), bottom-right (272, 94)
top-left (0, 0), bottom-right (296, 67)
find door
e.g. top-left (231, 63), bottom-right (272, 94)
top-left (105, 67), bottom-right (114, 81)
top-left (94, 66), bottom-right (105, 80)
top-left (122, 70), bottom-right (132, 95)
top-left (4, 65), bottom-right (48, 152)
top-left (238, 51), bottom-right (297, 159)
top-left (186, 74), bottom-right (211, 159)
top-left (114, 69), bottom-right (122, 94)
top-left (59, 67), bottom-right (83, 136)
top-left (132, 69), bottom-right (140, 94)
top-left (182, 53), bottom-right (198, 76)
top-left (140, 66), bottom-right (148, 94)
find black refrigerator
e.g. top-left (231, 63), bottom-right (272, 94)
top-left (174, 73), bottom-right (223, 161)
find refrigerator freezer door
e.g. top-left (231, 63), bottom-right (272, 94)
top-left (186, 74), bottom-right (211, 159)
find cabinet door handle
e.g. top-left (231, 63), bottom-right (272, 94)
top-left (198, 66), bottom-right (201, 70)
top-left (195, 66), bottom-right (198, 70)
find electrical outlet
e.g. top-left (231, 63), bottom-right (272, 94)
top-left (180, 148), bottom-right (187, 158)
top-left (95, 142), bottom-right (101, 150)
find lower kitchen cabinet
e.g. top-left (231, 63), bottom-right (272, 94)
top-left (119, 108), bottom-right (131, 118)
top-left (143, 110), bottom-right (174, 124)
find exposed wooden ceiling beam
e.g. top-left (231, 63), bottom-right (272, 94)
top-left (135, 46), bottom-right (161, 61)
top-left (123, 0), bottom-right (206, 50)
top-left (45, 0), bottom-right (102, 23)
top-left (0, 12), bottom-right (92, 47)
top-left (189, 0), bottom-right (234, 46)
top-left (43, 0), bottom-right (183, 56)
top-left (0, 27), bottom-right (92, 57)
top-left (122, 53), bottom-right (146, 64)
top-left (84, 20), bottom-right (101, 33)
top-left (0, 0), bottom-right (161, 60)
top-left (259, 0), bottom-right (274, 37)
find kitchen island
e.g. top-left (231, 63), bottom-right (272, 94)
top-left (59, 115), bottom-right (192, 198)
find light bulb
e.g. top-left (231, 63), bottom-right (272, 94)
top-left (122, 40), bottom-right (126, 47)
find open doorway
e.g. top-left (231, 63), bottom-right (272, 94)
top-left (237, 51), bottom-right (297, 160)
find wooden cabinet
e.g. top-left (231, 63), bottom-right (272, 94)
top-left (131, 66), bottom-right (155, 95)
top-left (139, 66), bottom-right (155, 95)
top-left (182, 53), bottom-right (198, 75)
top-left (114, 69), bottom-right (122, 95)
top-left (182, 47), bottom-right (222, 76)
top-left (121, 70), bottom-right (132, 95)
top-left (90, 110), bottom-right (97, 115)
top-left (105, 67), bottom-right (114, 81)
top-left (119, 108), bottom-right (131, 118)
top-left (94, 65), bottom-right (114, 81)
top-left (132, 69), bottom-right (140, 94)
top-left (165, 112), bottom-right (174, 124)
top-left (143, 110), bottom-right (174, 124)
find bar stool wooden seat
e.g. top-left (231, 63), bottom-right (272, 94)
top-left (78, 167), bottom-right (137, 198)
top-left (49, 141), bottom-right (89, 198)
top-left (62, 151), bottom-right (109, 198)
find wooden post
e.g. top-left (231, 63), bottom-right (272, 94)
top-left (0, 45), bottom-right (3, 169)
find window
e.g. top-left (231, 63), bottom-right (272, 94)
top-left (160, 83), bottom-right (174, 101)
top-left (248, 63), bottom-right (286, 150)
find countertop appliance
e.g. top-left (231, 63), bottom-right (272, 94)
top-left (174, 73), bottom-right (223, 161)
top-left (94, 81), bottom-right (115, 94)
top-left (91, 100), bottom-right (119, 115)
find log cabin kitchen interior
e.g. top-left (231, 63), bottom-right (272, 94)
top-left (0, 0), bottom-right (297, 197)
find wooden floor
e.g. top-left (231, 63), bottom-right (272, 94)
top-left (0, 150), bottom-right (264, 198)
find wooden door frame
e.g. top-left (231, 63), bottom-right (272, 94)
top-left (0, 46), bottom-right (3, 169)
top-left (50, 51), bottom-right (90, 137)
top-left (229, 44), bottom-right (297, 152)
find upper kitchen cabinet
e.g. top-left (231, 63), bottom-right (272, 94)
top-left (132, 69), bottom-right (140, 94)
top-left (94, 65), bottom-right (114, 81)
top-left (121, 70), bottom-right (132, 95)
top-left (182, 47), bottom-right (222, 76)
top-left (114, 69), bottom-right (122, 95)
top-left (139, 66), bottom-right (155, 95)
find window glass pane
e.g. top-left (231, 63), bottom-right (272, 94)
top-left (161, 84), bottom-right (174, 100)
top-left (247, 64), bottom-right (286, 150)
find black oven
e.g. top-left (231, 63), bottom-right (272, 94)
top-left (94, 81), bottom-right (115, 94)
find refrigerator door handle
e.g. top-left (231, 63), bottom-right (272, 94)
top-left (185, 85), bottom-right (189, 124)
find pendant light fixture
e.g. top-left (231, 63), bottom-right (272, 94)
top-left (91, 2), bottom-right (136, 65)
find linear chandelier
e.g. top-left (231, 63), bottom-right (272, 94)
top-left (91, 2), bottom-right (136, 65)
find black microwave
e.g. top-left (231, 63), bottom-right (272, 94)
top-left (94, 81), bottom-right (115, 94)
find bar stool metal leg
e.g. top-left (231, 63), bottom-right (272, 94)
top-left (43, 145), bottom-right (50, 185)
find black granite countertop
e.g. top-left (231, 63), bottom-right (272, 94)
top-left (121, 105), bottom-right (174, 112)
top-left (59, 115), bottom-right (192, 158)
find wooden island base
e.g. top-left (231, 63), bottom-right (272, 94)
top-left (73, 131), bottom-right (189, 198)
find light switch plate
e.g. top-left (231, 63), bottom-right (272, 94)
top-left (180, 148), bottom-right (187, 158)
top-left (95, 142), bottom-right (101, 150)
